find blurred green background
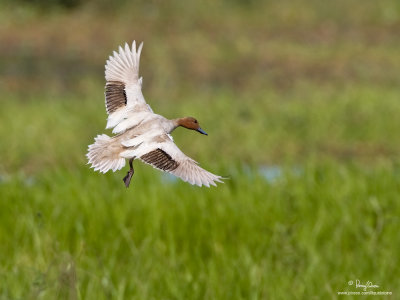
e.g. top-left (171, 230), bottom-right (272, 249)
top-left (1, 0), bottom-right (400, 299)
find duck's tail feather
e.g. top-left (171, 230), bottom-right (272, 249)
top-left (86, 134), bottom-right (126, 173)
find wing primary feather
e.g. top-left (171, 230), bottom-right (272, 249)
top-left (113, 50), bottom-right (125, 68)
top-left (107, 57), bottom-right (125, 72)
top-left (118, 46), bottom-right (129, 67)
top-left (124, 43), bottom-right (133, 67)
top-left (132, 40), bottom-right (137, 65)
top-left (137, 42), bottom-right (143, 63)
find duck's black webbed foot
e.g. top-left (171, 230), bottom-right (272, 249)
top-left (122, 158), bottom-right (134, 188)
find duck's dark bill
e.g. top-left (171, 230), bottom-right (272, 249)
top-left (197, 128), bottom-right (208, 135)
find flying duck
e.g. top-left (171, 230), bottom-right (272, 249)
top-left (87, 41), bottom-right (223, 188)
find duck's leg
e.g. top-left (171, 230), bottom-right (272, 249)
top-left (123, 158), bottom-right (134, 188)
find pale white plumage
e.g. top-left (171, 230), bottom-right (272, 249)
top-left (87, 41), bottom-right (223, 188)
top-left (104, 41), bottom-right (153, 131)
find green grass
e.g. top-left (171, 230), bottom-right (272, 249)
top-left (1, 88), bottom-right (400, 299)
top-left (1, 162), bottom-right (400, 299)
top-left (1, 0), bottom-right (400, 298)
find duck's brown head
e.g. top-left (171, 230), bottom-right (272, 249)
top-left (178, 117), bottom-right (208, 135)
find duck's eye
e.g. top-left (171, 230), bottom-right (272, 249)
top-left (194, 120), bottom-right (198, 123)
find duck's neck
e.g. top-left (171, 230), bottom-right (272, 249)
top-left (166, 118), bottom-right (182, 133)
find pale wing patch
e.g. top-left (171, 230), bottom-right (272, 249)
top-left (111, 110), bottom-right (154, 134)
top-left (105, 81), bottom-right (126, 114)
top-left (170, 159), bottom-right (223, 187)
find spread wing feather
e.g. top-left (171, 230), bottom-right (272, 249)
top-left (104, 41), bottom-right (152, 131)
top-left (120, 136), bottom-right (223, 187)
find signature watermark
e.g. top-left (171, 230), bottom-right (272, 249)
top-left (349, 279), bottom-right (379, 291)
top-left (337, 279), bottom-right (392, 296)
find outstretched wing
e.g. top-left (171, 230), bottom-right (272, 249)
top-left (120, 135), bottom-right (223, 187)
top-left (104, 41), bottom-right (153, 131)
